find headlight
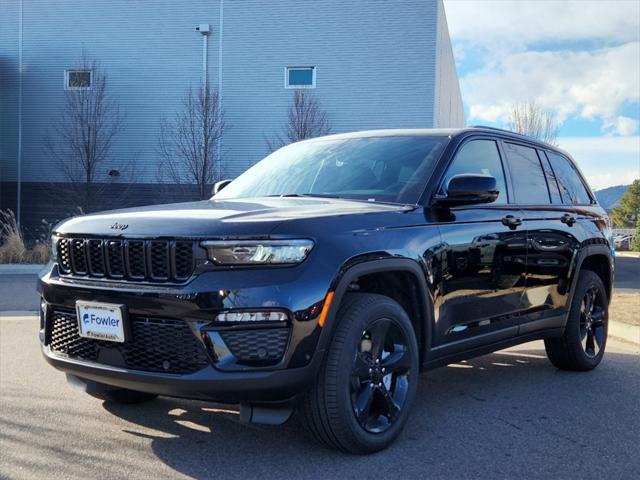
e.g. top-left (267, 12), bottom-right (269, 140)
top-left (51, 236), bottom-right (58, 262)
top-left (201, 239), bottom-right (314, 266)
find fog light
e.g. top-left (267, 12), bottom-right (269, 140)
top-left (215, 311), bottom-right (287, 323)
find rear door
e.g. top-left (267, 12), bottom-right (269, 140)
top-left (433, 138), bottom-right (528, 352)
top-left (502, 142), bottom-right (583, 332)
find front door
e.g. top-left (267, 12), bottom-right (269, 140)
top-left (432, 139), bottom-right (528, 351)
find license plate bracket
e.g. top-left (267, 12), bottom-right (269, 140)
top-left (75, 301), bottom-right (127, 343)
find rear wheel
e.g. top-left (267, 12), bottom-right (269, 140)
top-left (301, 293), bottom-right (419, 454)
top-left (545, 270), bottom-right (608, 371)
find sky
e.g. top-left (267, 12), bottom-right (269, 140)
top-left (443, 0), bottom-right (640, 190)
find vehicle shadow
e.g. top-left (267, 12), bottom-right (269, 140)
top-left (100, 344), bottom-right (640, 480)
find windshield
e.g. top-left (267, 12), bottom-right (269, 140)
top-left (216, 135), bottom-right (449, 204)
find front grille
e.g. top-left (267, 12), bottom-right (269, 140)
top-left (219, 328), bottom-right (289, 364)
top-left (48, 308), bottom-right (210, 374)
top-left (57, 238), bottom-right (195, 283)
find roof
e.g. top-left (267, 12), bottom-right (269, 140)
top-left (300, 126), bottom-right (570, 157)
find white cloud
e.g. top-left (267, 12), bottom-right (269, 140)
top-left (444, 0), bottom-right (640, 133)
top-left (444, 0), bottom-right (640, 50)
top-left (558, 136), bottom-right (640, 190)
top-left (460, 42), bottom-right (640, 127)
top-left (605, 116), bottom-right (639, 136)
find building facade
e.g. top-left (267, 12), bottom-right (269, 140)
top-left (0, 0), bottom-right (464, 236)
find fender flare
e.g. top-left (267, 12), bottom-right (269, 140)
top-left (317, 257), bottom-right (434, 364)
top-left (564, 244), bottom-right (614, 313)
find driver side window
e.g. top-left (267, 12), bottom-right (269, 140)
top-left (443, 139), bottom-right (508, 204)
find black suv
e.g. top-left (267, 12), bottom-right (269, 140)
top-left (39, 127), bottom-right (614, 453)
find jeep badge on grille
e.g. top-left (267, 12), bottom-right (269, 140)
top-left (110, 222), bottom-right (128, 231)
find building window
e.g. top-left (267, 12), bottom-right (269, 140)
top-left (65, 70), bottom-right (92, 90)
top-left (285, 66), bottom-right (315, 88)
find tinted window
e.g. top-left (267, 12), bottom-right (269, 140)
top-left (443, 140), bottom-right (508, 203)
top-left (546, 151), bottom-right (592, 205)
top-left (217, 136), bottom-right (449, 204)
top-left (539, 151), bottom-right (563, 203)
top-left (504, 143), bottom-right (550, 204)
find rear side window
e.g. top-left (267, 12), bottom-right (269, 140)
top-left (546, 151), bottom-right (593, 205)
top-left (539, 151), bottom-right (563, 203)
top-left (442, 139), bottom-right (508, 203)
top-left (504, 142), bottom-right (550, 204)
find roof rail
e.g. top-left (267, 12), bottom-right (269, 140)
top-left (470, 125), bottom-right (560, 147)
top-left (470, 125), bottom-right (520, 134)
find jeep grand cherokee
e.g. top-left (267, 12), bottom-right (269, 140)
top-left (39, 127), bottom-right (614, 453)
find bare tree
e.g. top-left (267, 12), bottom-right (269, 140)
top-left (158, 83), bottom-right (225, 200)
top-left (45, 55), bottom-right (124, 212)
top-left (267, 90), bottom-right (331, 151)
top-left (507, 100), bottom-right (559, 145)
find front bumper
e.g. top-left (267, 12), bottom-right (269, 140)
top-left (41, 345), bottom-right (318, 402)
top-left (38, 260), bottom-right (336, 403)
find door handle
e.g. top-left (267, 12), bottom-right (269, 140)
top-left (560, 213), bottom-right (576, 226)
top-left (502, 215), bottom-right (523, 229)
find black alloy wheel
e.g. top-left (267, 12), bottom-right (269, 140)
top-left (579, 286), bottom-right (606, 358)
top-left (545, 269), bottom-right (609, 371)
top-left (300, 293), bottom-right (419, 454)
top-left (351, 318), bottom-right (412, 433)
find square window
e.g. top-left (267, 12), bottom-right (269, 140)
top-left (285, 66), bottom-right (315, 88)
top-left (65, 70), bottom-right (92, 90)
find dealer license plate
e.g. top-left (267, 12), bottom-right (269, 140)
top-left (75, 301), bottom-right (126, 343)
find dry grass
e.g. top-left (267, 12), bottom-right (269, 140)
top-left (0, 210), bottom-right (51, 264)
top-left (610, 293), bottom-right (640, 326)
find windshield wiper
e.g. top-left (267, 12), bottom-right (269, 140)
top-left (266, 193), bottom-right (343, 199)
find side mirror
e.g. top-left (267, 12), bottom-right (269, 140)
top-left (212, 179), bottom-right (232, 196)
top-left (437, 174), bottom-right (499, 206)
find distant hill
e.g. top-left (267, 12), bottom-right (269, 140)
top-left (595, 184), bottom-right (630, 211)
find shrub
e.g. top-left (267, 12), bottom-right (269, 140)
top-left (0, 210), bottom-right (51, 264)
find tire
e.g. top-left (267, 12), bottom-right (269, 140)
top-left (544, 270), bottom-right (609, 371)
top-left (89, 387), bottom-right (158, 404)
top-left (300, 293), bottom-right (419, 454)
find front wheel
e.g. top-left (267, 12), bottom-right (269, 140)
top-left (301, 293), bottom-right (419, 454)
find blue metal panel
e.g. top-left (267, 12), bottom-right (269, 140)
top-left (434, 0), bottom-right (465, 128)
top-left (0, 0), bottom-right (20, 182)
top-left (0, 0), bottom-right (460, 187)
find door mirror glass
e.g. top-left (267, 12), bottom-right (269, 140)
top-left (212, 179), bottom-right (232, 197)
top-left (439, 174), bottom-right (499, 206)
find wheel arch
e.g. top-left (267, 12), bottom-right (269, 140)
top-left (568, 245), bottom-right (614, 308)
top-left (320, 258), bottom-right (434, 366)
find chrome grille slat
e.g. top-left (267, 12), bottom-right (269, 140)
top-left (55, 237), bottom-right (195, 284)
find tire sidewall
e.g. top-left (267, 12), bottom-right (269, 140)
top-left (567, 271), bottom-right (608, 368)
top-left (330, 295), bottom-right (419, 452)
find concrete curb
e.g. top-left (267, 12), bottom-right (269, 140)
top-left (615, 251), bottom-right (640, 258)
top-left (0, 311), bottom-right (37, 320)
top-left (609, 320), bottom-right (640, 346)
top-left (0, 264), bottom-right (46, 275)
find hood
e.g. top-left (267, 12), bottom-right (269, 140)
top-left (54, 197), bottom-right (415, 238)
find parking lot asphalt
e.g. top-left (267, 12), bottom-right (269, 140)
top-left (614, 254), bottom-right (640, 294)
top-left (1, 315), bottom-right (638, 480)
